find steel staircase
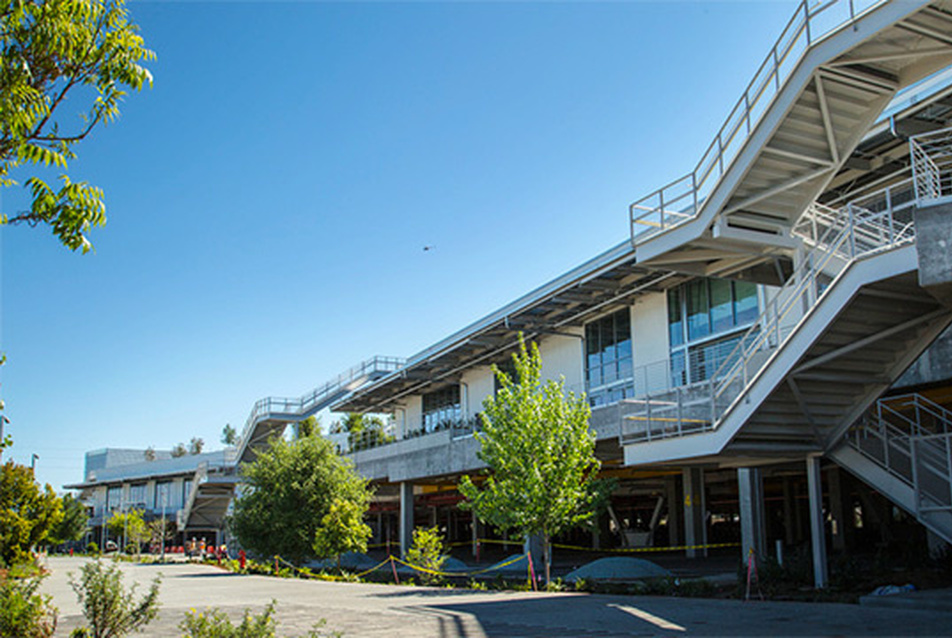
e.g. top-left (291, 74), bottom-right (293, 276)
top-left (630, 0), bottom-right (952, 276)
top-left (234, 355), bottom-right (405, 464)
top-left (831, 393), bottom-right (952, 542)
top-left (621, 183), bottom-right (952, 466)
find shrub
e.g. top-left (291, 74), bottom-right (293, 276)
top-left (405, 527), bottom-right (447, 585)
top-left (86, 543), bottom-right (99, 556)
top-left (180, 602), bottom-right (340, 638)
top-left (0, 571), bottom-right (57, 638)
top-left (69, 559), bottom-right (160, 638)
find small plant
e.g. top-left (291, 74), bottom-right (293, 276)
top-left (180, 601), bottom-right (340, 638)
top-left (69, 559), bottom-right (160, 638)
top-left (405, 527), bottom-right (447, 585)
top-left (86, 543), bottom-right (99, 555)
top-left (467, 579), bottom-right (487, 590)
top-left (0, 571), bottom-right (57, 638)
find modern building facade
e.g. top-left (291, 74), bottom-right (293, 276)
top-left (70, 0), bottom-right (952, 588)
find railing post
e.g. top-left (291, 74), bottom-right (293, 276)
top-left (659, 192), bottom-right (665, 230)
top-left (709, 378), bottom-right (716, 430)
top-left (677, 387), bottom-right (683, 436)
top-left (717, 134), bottom-right (724, 175)
top-left (744, 93), bottom-right (751, 134)
top-left (804, 1), bottom-right (812, 45)
top-left (646, 397), bottom-right (653, 441)
top-left (848, 205), bottom-right (856, 257)
top-left (911, 439), bottom-right (921, 516)
top-left (946, 434), bottom-right (952, 507)
top-left (773, 48), bottom-right (781, 90)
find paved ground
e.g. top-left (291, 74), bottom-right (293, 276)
top-left (39, 556), bottom-right (952, 637)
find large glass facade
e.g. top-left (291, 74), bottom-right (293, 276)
top-left (667, 278), bottom-right (759, 385)
top-left (154, 481), bottom-right (171, 510)
top-left (585, 309), bottom-right (633, 407)
top-left (106, 486), bottom-right (122, 510)
top-left (422, 385), bottom-right (461, 432)
top-left (128, 484), bottom-right (146, 508)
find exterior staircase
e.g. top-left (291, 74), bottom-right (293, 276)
top-left (831, 393), bottom-right (952, 542)
top-left (630, 0), bottom-right (952, 278)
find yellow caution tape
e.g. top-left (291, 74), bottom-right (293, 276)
top-left (392, 552), bottom-right (529, 578)
top-left (550, 541), bottom-right (740, 553)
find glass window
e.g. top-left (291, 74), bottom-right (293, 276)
top-left (709, 278), bottom-right (734, 333)
top-left (154, 481), bottom-right (171, 509)
top-left (667, 288), bottom-right (684, 347)
top-left (129, 484), bottom-right (146, 508)
top-left (686, 280), bottom-right (710, 341)
top-left (107, 486), bottom-right (122, 510)
top-left (585, 309), bottom-right (634, 406)
top-left (733, 281), bottom-right (758, 325)
top-left (183, 478), bottom-right (193, 504)
top-left (422, 385), bottom-right (461, 433)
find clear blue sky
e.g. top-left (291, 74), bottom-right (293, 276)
top-left (2, 0), bottom-right (797, 490)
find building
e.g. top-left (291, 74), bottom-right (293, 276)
top-left (70, 0), bottom-right (952, 587)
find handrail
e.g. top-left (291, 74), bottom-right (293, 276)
top-left (235, 355), bottom-right (406, 459)
top-left (177, 462), bottom-right (208, 531)
top-left (630, 0), bottom-right (885, 243)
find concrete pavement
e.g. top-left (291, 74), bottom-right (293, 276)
top-left (39, 556), bottom-right (952, 637)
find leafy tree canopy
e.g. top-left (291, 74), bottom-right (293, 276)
top-left (232, 434), bottom-right (372, 564)
top-left (0, 0), bottom-right (153, 253)
top-left (220, 423), bottom-right (237, 446)
top-left (48, 492), bottom-right (88, 545)
top-left (169, 443), bottom-right (187, 458)
top-left (0, 460), bottom-right (63, 564)
top-left (458, 335), bottom-right (602, 583)
top-left (188, 437), bottom-right (204, 455)
top-left (312, 497), bottom-right (371, 572)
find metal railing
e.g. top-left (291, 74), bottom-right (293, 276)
top-left (177, 462), bottom-right (208, 531)
top-left (630, 0), bottom-right (884, 242)
top-left (911, 126), bottom-right (952, 202)
top-left (621, 198), bottom-right (916, 443)
top-left (846, 393), bottom-right (952, 522)
top-left (235, 355), bottom-right (405, 458)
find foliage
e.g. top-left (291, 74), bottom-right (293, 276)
top-left (0, 570), bottom-right (57, 638)
top-left (189, 437), bottom-right (205, 455)
top-left (331, 413), bottom-right (392, 451)
top-left (142, 448), bottom-right (156, 462)
top-left (147, 519), bottom-right (173, 551)
top-left (458, 335), bottom-right (600, 583)
top-left (106, 510), bottom-right (147, 554)
top-left (405, 526), bottom-right (447, 585)
top-left (0, 461), bottom-right (63, 564)
top-left (232, 434), bottom-right (372, 564)
top-left (0, 0), bottom-right (153, 253)
top-left (69, 559), bottom-right (160, 638)
top-left (170, 443), bottom-right (187, 458)
top-left (49, 493), bottom-right (88, 545)
top-left (312, 498), bottom-right (371, 572)
top-left (221, 424), bottom-right (237, 446)
top-left (294, 416), bottom-right (318, 440)
top-left (180, 601), bottom-right (339, 638)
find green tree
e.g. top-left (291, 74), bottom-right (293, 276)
top-left (334, 413), bottom-right (392, 451)
top-left (0, 0), bottom-right (153, 253)
top-left (170, 443), bottom-right (187, 458)
top-left (69, 559), bottom-right (159, 638)
top-left (0, 573), bottom-right (57, 638)
top-left (106, 509), bottom-right (146, 555)
top-left (48, 493), bottom-right (88, 546)
top-left (0, 461), bottom-right (63, 564)
top-left (232, 434), bottom-right (372, 564)
top-left (294, 416), bottom-right (318, 440)
top-left (188, 437), bottom-right (204, 455)
top-left (405, 526), bottom-right (447, 585)
top-left (220, 424), bottom-right (237, 446)
top-left (312, 498), bottom-right (371, 573)
top-left (146, 519), bottom-right (173, 552)
top-left (459, 336), bottom-right (601, 584)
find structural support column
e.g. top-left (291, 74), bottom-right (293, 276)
top-left (827, 467), bottom-right (851, 551)
top-left (471, 516), bottom-right (481, 558)
top-left (666, 476), bottom-right (683, 547)
top-left (399, 482), bottom-right (414, 558)
top-left (524, 534), bottom-right (546, 579)
top-left (738, 468), bottom-right (766, 561)
top-left (682, 468), bottom-right (707, 557)
top-left (806, 455), bottom-right (828, 589)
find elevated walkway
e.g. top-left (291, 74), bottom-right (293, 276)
top-left (234, 356), bottom-right (404, 464)
top-left (631, 0), bottom-right (952, 281)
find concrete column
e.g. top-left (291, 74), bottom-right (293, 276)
top-left (738, 468), bottom-right (766, 561)
top-left (827, 467), bottom-right (849, 551)
top-left (782, 478), bottom-right (796, 546)
top-left (806, 455), bottom-right (828, 588)
top-left (471, 516), bottom-right (481, 558)
top-left (399, 482), bottom-right (414, 558)
top-left (592, 511), bottom-right (611, 550)
top-left (683, 467), bottom-right (707, 557)
top-left (666, 476), bottom-right (683, 547)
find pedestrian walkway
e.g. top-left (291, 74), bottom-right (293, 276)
top-left (41, 557), bottom-right (952, 637)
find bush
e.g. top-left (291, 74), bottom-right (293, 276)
top-left (180, 601), bottom-right (339, 638)
top-left (0, 571), bottom-right (57, 638)
top-left (405, 527), bottom-right (447, 585)
top-left (69, 559), bottom-right (160, 638)
top-left (86, 543), bottom-right (99, 556)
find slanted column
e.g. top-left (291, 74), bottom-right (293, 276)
top-left (399, 482), bottom-right (414, 558)
top-left (682, 468), bottom-right (707, 557)
top-left (738, 468), bottom-right (766, 562)
top-left (806, 455), bottom-right (828, 588)
top-left (666, 476), bottom-right (683, 547)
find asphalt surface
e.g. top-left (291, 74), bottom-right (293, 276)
top-left (38, 556), bottom-right (952, 637)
